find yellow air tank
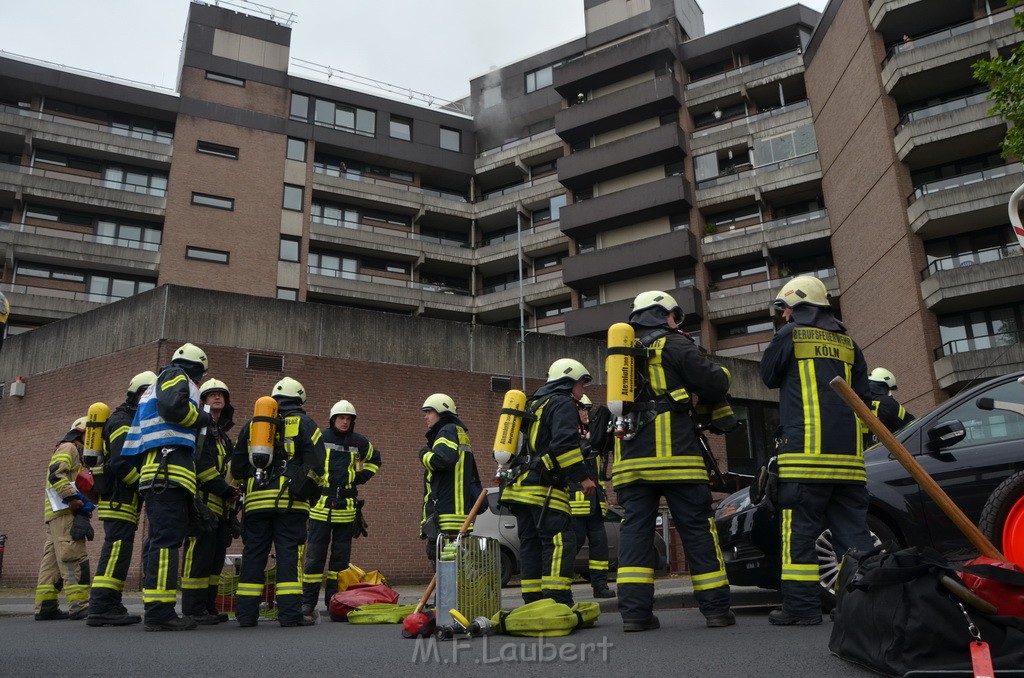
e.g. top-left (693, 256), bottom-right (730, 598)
top-left (492, 389), bottom-right (527, 466)
top-left (606, 322), bottom-right (635, 417)
top-left (82, 402), bottom-right (110, 466)
top-left (249, 396), bottom-right (278, 469)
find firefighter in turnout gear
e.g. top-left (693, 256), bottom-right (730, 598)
top-left (761, 275), bottom-right (874, 626)
top-left (614, 291), bottom-right (735, 632)
top-left (35, 418), bottom-right (93, 621)
top-left (419, 394), bottom-right (482, 560)
top-left (121, 342), bottom-right (211, 631)
top-left (231, 377), bottom-right (327, 628)
top-left (502, 360), bottom-right (595, 606)
top-left (570, 394), bottom-right (614, 599)
top-left (85, 370), bottom-right (156, 627)
top-left (863, 367), bottom-right (914, 446)
top-left (302, 399), bottom-right (381, 617)
top-left (181, 378), bottom-right (238, 624)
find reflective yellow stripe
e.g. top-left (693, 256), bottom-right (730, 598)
top-left (799, 359), bottom-right (818, 452)
top-left (454, 451), bottom-right (466, 518)
top-left (236, 582), bottom-right (264, 597)
top-left (542, 576), bottom-right (573, 590)
top-left (589, 560), bottom-right (609, 571)
top-left (161, 374), bottom-right (186, 390)
top-left (521, 579), bottom-right (542, 593)
top-left (554, 447), bottom-right (584, 468)
top-left (616, 566), bottom-right (654, 585)
top-left (549, 532), bottom-right (564, 580)
top-left (611, 455), bottom-right (709, 486)
top-left (500, 486), bottom-right (571, 514)
top-left (92, 576), bottom-right (124, 591)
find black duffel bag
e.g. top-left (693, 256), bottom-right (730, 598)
top-left (829, 545), bottom-right (1024, 677)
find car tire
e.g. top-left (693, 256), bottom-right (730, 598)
top-left (499, 548), bottom-right (515, 588)
top-left (816, 515), bottom-right (897, 611)
top-left (979, 470), bottom-right (1024, 563)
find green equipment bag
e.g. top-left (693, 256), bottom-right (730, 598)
top-left (347, 603), bottom-right (420, 624)
top-left (489, 600), bottom-right (600, 637)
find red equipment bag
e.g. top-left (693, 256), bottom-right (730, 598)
top-left (328, 582), bottom-right (399, 622)
top-left (958, 556), bottom-right (1024, 617)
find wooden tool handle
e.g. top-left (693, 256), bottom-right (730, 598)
top-left (829, 376), bottom-right (1004, 561)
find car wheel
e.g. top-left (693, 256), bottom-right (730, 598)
top-left (815, 516), bottom-right (896, 610)
top-left (979, 470), bottom-right (1024, 565)
top-left (499, 548), bottom-right (515, 588)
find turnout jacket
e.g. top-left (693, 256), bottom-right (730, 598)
top-left (864, 382), bottom-right (914, 446)
top-left (502, 382), bottom-right (590, 516)
top-left (570, 453), bottom-right (607, 516)
top-left (232, 400), bottom-right (326, 515)
top-left (43, 440), bottom-right (85, 522)
top-left (309, 426), bottom-right (381, 524)
top-left (760, 308), bottom-right (871, 483)
top-left (420, 414), bottom-right (482, 534)
top-left (95, 401), bottom-right (142, 524)
top-left (614, 328), bottom-right (730, 488)
top-left (196, 402), bottom-right (236, 519)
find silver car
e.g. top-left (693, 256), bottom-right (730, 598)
top-left (473, 486), bottom-right (669, 587)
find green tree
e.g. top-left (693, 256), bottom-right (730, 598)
top-left (972, 0), bottom-right (1024, 160)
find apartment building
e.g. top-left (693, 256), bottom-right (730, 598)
top-left (1, 0), bottom-right (1021, 417)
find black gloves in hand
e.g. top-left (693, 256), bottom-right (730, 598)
top-left (70, 513), bottom-right (94, 541)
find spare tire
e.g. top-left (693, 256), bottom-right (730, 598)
top-left (978, 470), bottom-right (1024, 567)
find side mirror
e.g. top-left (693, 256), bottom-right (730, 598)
top-left (927, 420), bottom-right (966, 451)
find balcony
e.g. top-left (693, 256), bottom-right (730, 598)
top-left (564, 285), bottom-right (703, 338)
top-left (881, 12), bottom-right (1021, 96)
top-left (554, 25), bottom-right (679, 97)
top-left (475, 129), bottom-right (561, 183)
top-left (308, 219), bottom-right (473, 265)
top-left (311, 170), bottom-right (472, 222)
top-left (870, 0), bottom-right (959, 33)
top-left (920, 249), bottom-right (1024, 313)
top-left (690, 100), bottom-right (811, 153)
top-left (894, 92), bottom-right (1005, 164)
top-left (475, 273), bottom-right (565, 318)
top-left (684, 50), bottom-right (804, 108)
top-left (307, 268), bottom-right (471, 316)
top-left (696, 153), bottom-right (821, 207)
top-left (0, 161), bottom-right (166, 215)
top-left (0, 221), bottom-right (160, 275)
top-left (555, 74), bottom-right (680, 142)
top-left (707, 270), bottom-right (839, 321)
top-left (933, 332), bottom-right (1024, 391)
top-left (907, 163), bottom-right (1024, 238)
top-left (557, 124), bottom-right (685, 191)
top-left (560, 174), bottom-right (692, 239)
top-left (0, 282), bottom-right (109, 322)
top-left (475, 221), bottom-right (564, 267)
top-left (701, 209), bottom-right (830, 263)
top-left (562, 229), bottom-right (696, 289)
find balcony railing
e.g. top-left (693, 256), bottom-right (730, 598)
top-left (0, 220), bottom-right (161, 251)
top-left (0, 282), bottom-right (119, 304)
top-left (311, 166), bottom-right (468, 202)
top-left (708, 268), bottom-right (836, 300)
top-left (907, 163), bottom-right (1022, 205)
top-left (920, 243), bottom-right (1022, 278)
top-left (479, 220), bottom-right (561, 247)
top-left (696, 152), bottom-right (818, 190)
top-left (310, 216), bottom-right (473, 248)
top-left (692, 100), bottom-right (810, 139)
top-left (0, 161), bottom-right (167, 197)
top-left (883, 11), bottom-right (1020, 66)
top-left (894, 91), bottom-right (990, 134)
top-left (478, 128), bottom-right (557, 157)
top-left (0, 103), bottom-right (174, 144)
top-left (935, 330), bottom-right (1022, 359)
top-left (480, 174), bottom-right (558, 201)
top-left (307, 267), bottom-right (470, 295)
top-left (686, 49), bottom-right (801, 88)
top-left (480, 269), bottom-right (562, 294)
top-left (702, 209), bottom-right (827, 243)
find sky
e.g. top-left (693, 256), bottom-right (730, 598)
top-left (1, 0), bottom-right (829, 105)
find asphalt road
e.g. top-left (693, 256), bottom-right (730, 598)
top-left (0, 605), bottom-right (874, 678)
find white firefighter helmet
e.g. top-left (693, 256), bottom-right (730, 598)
top-left (200, 378), bottom-right (230, 399)
top-left (547, 358), bottom-right (592, 384)
top-left (578, 394), bottom-right (593, 410)
top-left (71, 416), bottom-right (88, 433)
top-left (421, 393), bottom-right (456, 415)
top-left (127, 370), bottom-right (157, 396)
top-left (330, 399), bottom-right (357, 420)
top-left (272, 377), bottom-right (306, 403)
top-left (869, 367), bottom-right (898, 390)
top-left (172, 342), bottom-right (208, 371)
top-left (630, 290), bottom-right (683, 323)
top-left (773, 275), bottom-right (830, 309)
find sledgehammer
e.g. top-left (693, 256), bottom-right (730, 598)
top-left (829, 376), bottom-right (1004, 560)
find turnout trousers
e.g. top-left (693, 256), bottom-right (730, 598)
top-left (181, 517), bottom-right (229, 616)
top-left (617, 482), bottom-right (730, 623)
top-left (573, 512), bottom-right (610, 591)
top-left (302, 519), bottom-right (354, 609)
top-left (778, 481), bottom-right (873, 617)
top-left (508, 503), bottom-right (577, 605)
top-left (88, 519), bottom-right (136, 614)
top-left (35, 512), bottom-right (90, 616)
top-left (140, 487), bottom-right (190, 623)
top-left (235, 511), bottom-right (306, 626)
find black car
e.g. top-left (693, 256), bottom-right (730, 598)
top-left (714, 370), bottom-right (1024, 597)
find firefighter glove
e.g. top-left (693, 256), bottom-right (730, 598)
top-left (70, 513), bottom-right (94, 541)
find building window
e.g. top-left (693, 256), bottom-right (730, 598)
top-left (290, 93), bottom-right (310, 121)
top-left (277, 287), bottom-right (298, 301)
top-left (525, 64), bottom-right (555, 93)
top-left (716, 318), bottom-right (775, 339)
top-left (206, 71), bottom-right (245, 87)
top-left (480, 85), bottom-right (501, 109)
top-left (536, 300), bottom-right (572, 319)
top-left (286, 138), bottom-right (306, 162)
top-left (279, 237), bottom-right (300, 262)
top-left (283, 184), bottom-right (304, 211)
top-left (191, 193), bottom-right (234, 210)
top-left (197, 141), bottom-right (239, 159)
top-left (87, 275), bottom-right (155, 302)
top-left (95, 219), bottom-right (162, 251)
top-left (186, 246), bottom-right (230, 264)
top-left (440, 127), bottom-right (461, 152)
top-left (938, 304), bottom-right (1024, 357)
top-left (103, 166), bottom-right (168, 196)
top-left (710, 260), bottom-right (769, 284)
top-left (312, 98), bottom-right (376, 137)
top-left (390, 116), bottom-right (412, 141)
top-left (15, 263), bottom-right (86, 283)
top-left (309, 251), bottom-right (358, 280)
top-left (24, 204), bottom-right (95, 227)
